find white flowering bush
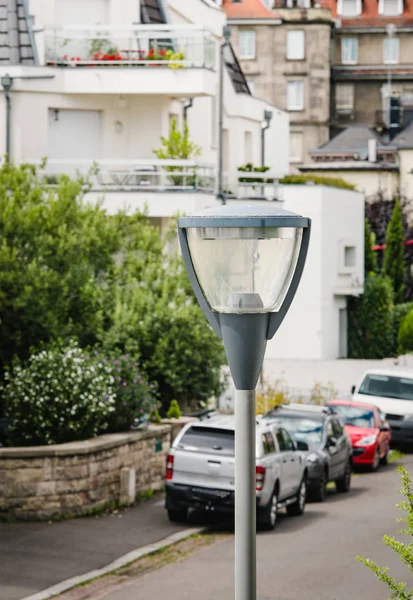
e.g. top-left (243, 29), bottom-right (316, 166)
top-left (1, 340), bottom-right (116, 446)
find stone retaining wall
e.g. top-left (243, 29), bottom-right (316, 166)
top-left (0, 420), bottom-right (191, 521)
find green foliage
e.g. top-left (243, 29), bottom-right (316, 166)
top-left (237, 165), bottom-right (355, 190)
top-left (0, 162), bottom-right (117, 381)
top-left (104, 352), bottom-right (159, 434)
top-left (150, 408), bottom-right (162, 424)
top-left (365, 218), bottom-right (377, 276)
top-left (348, 274), bottom-right (394, 359)
top-left (384, 199), bottom-right (406, 304)
top-left (90, 38), bottom-right (119, 57)
top-left (153, 117), bottom-right (201, 186)
top-left (398, 309), bottom-right (413, 355)
top-left (167, 400), bottom-right (182, 419)
top-left (357, 466), bottom-right (413, 599)
top-left (393, 303), bottom-right (413, 355)
top-left (1, 340), bottom-right (116, 446)
top-left (99, 214), bottom-right (226, 411)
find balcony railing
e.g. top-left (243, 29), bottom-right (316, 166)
top-left (224, 171), bottom-right (285, 202)
top-left (43, 25), bottom-right (216, 70)
top-left (28, 159), bottom-right (216, 193)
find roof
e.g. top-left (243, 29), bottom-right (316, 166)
top-left (140, 0), bottom-right (166, 24)
top-left (392, 120), bottom-right (413, 149)
top-left (0, 0), bottom-right (35, 65)
top-left (322, 0), bottom-right (413, 27)
top-left (312, 126), bottom-right (384, 155)
top-left (263, 406), bottom-right (328, 421)
top-left (224, 43), bottom-right (251, 94)
top-left (300, 161), bottom-right (399, 171)
top-left (222, 0), bottom-right (279, 19)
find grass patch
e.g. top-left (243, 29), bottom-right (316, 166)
top-left (388, 449), bottom-right (405, 464)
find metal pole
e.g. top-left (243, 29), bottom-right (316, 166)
top-left (235, 388), bottom-right (256, 600)
top-left (217, 39), bottom-right (225, 205)
top-left (261, 128), bottom-right (265, 168)
top-left (5, 89), bottom-right (10, 161)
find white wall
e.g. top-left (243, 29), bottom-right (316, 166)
top-left (29, 0), bottom-right (139, 27)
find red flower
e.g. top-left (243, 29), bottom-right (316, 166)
top-left (159, 49), bottom-right (166, 56)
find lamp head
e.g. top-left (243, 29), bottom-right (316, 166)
top-left (264, 109), bottom-right (273, 123)
top-left (223, 25), bottom-right (232, 42)
top-left (1, 74), bottom-right (12, 91)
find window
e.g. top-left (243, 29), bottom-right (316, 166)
top-left (331, 406), bottom-right (375, 429)
top-left (327, 421), bottom-right (335, 442)
top-left (344, 246), bottom-right (356, 267)
top-left (238, 30), bottom-right (256, 59)
top-left (262, 432), bottom-right (276, 455)
top-left (275, 429), bottom-right (287, 451)
top-left (289, 132), bottom-right (303, 162)
top-left (379, 0), bottom-right (403, 15)
top-left (383, 37), bottom-right (400, 64)
top-left (178, 426), bottom-right (235, 456)
top-left (332, 419), bottom-right (344, 438)
top-left (273, 416), bottom-right (324, 445)
top-left (287, 81), bottom-right (304, 111)
top-left (244, 131), bottom-right (253, 163)
top-left (359, 374), bottom-right (413, 401)
top-left (287, 30), bottom-right (305, 60)
top-left (281, 429), bottom-right (296, 451)
top-left (337, 0), bottom-right (362, 16)
top-left (336, 84), bottom-right (355, 113)
top-left (341, 38), bottom-right (358, 64)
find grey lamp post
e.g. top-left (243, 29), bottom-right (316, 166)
top-left (1, 74), bottom-right (13, 161)
top-left (261, 110), bottom-right (273, 167)
top-left (217, 25), bottom-right (231, 205)
top-left (178, 204), bottom-right (311, 600)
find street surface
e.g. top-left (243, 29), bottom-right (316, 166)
top-left (1, 456), bottom-right (412, 600)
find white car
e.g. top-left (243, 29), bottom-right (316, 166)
top-left (165, 414), bottom-right (309, 530)
top-left (352, 368), bottom-right (413, 445)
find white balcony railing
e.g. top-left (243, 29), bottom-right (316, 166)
top-left (27, 159), bottom-right (216, 193)
top-left (43, 25), bottom-right (216, 70)
top-left (224, 171), bottom-right (286, 202)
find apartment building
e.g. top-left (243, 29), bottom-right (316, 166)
top-left (223, 0), bottom-right (333, 171)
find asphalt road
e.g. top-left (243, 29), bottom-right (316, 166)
top-left (1, 456), bottom-right (411, 600)
top-left (92, 455), bottom-right (413, 600)
top-left (0, 495), bottom-right (189, 600)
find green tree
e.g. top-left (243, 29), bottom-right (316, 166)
top-left (357, 466), bottom-right (413, 599)
top-left (398, 309), bottom-right (413, 354)
top-left (383, 198), bottom-right (405, 303)
top-left (99, 215), bottom-right (226, 412)
top-left (348, 274), bottom-right (394, 359)
top-left (364, 218), bottom-right (377, 276)
top-left (0, 162), bottom-right (117, 385)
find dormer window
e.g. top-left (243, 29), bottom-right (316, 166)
top-left (379, 0), bottom-right (403, 15)
top-left (337, 0), bottom-right (362, 16)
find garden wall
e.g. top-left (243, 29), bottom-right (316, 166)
top-left (0, 420), bottom-right (191, 521)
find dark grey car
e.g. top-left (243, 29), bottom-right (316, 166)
top-left (263, 404), bottom-right (353, 502)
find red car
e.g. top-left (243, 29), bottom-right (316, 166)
top-left (327, 400), bottom-right (391, 470)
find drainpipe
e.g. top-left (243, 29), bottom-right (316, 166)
top-left (183, 98), bottom-right (193, 130)
top-left (1, 74), bottom-right (13, 161)
top-left (261, 110), bottom-right (273, 167)
top-left (217, 25), bottom-right (231, 205)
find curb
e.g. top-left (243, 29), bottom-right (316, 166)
top-left (20, 527), bottom-right (205, 600)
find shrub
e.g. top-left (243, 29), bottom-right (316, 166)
top-left (150, 408), bottom-right (162, 424)
top-left (256, 379), bottom-right (293, 415)
top-left (365, 218), bottom-right (377, 276)
top-left (167, 400), bottom-right (182, 419)
top-left (280, 173), bottom-right (355, 190)
top-left (398, 310), bottom-right (413, 355)
top-left (104, 352), bottom-right (159, 433)
top-left (383, 198), bottom-right (405, 304)
top-left (393, 302), bottom-right (413, 354)
top-left (348, 274), bottom-right (394, 359)
top-left (357, 466), bottom-right (413, 599)
top-left (1, 340), bottom-right (116, 446)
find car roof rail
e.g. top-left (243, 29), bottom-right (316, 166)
top-left (190, 408), bottom-right (218, 420)
top-left (273, 402), bottom-right (337, 415)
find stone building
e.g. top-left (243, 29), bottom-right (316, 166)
top-left (222, 0), bottom-right (333, 171)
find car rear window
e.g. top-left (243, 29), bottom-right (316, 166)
top-left (177, 426), bottom-right (235, 455)
top-left (331, 404), bottom-right (375, 428)
top-left (359, 374), bottom-right (413, 401)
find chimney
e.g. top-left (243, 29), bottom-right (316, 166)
top-left (368, 138), bottom-right (377, 163)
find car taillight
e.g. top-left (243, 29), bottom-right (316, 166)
top-left (166, 454), bottom-right (174, 481)
top-left (256, 465), bottom-right (266, 491)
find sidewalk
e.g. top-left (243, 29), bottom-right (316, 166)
top-left (0, 495), bottom-right (193, 600)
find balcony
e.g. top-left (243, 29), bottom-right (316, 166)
top-left (33, 25), bottom-right (217, 96)
top-left (223, 170), bottom-right (285, 202)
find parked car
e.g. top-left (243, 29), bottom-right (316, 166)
top-left (327, 400), bottom-right (391, 470)
top-left (352, 369), bottom-right (413, 446)
top-left (263, 404), bottom-right (353, 502)
top-left (165, 414), bottom-right (308, 530)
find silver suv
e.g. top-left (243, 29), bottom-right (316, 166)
top-left (165, 414), bottom-right (308, 530)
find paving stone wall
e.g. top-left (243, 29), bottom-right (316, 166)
top-left (0, 421), bottom-right (190, 521)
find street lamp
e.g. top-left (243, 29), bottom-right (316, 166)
top-left (217, 25), bottom-right (231, 205)
top-left (1, 74), bottom-right (13, 161)
top-left (261, 110), bottom-right (273, 167)
top-left (178, 204), bottom-right (311, 600)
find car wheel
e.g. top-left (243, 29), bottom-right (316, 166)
top-left (311, 470), bottom-right (327, 503)
top-left (167, 508), bottom-right (188, 523)
top-left (335, 460), bottom-right (351, 493)
top-left (258, 488), bottom-right (278, 531)
top-left (371, 448), bottom-right (381, 472)
top-left (287, 478), bottom-right (307, 516)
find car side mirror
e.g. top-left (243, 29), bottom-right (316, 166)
top-left (351, 385), bottom-right (356, 394)
top-left (327, 437), bottom-right (337, 448)
top-left (296, 440), bottom-right (309, 451)
top-left (380, 425), bottom-right (390, 432)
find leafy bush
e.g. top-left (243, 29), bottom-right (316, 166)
top-left (348, 275), bottom-right (394, 359)
top-left (152, 117), bottom-right (200, 186)
top-left (236, 165), bottom-right (355, 190)
top-left (365, 218), bottom-right (377, 276)
top-left (398, 310), bottom-right (413, 355)
top-left (167, 400), bottom-right (182, 419)
top-left (256, 379), bottom-right (294, 415)
top-left (1, 340), bottom-right (116, 446)
top-left (357, 466), bottom-right (413, 599)
top-left (384, 198), bottom-right (406, 304)
top-left (393, 303), bottom-right (413, 354)
top-left (104, 352), bottom-right (159, 433)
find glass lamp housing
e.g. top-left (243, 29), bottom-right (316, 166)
top-left (186, 225), bottom-right (303, 314)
